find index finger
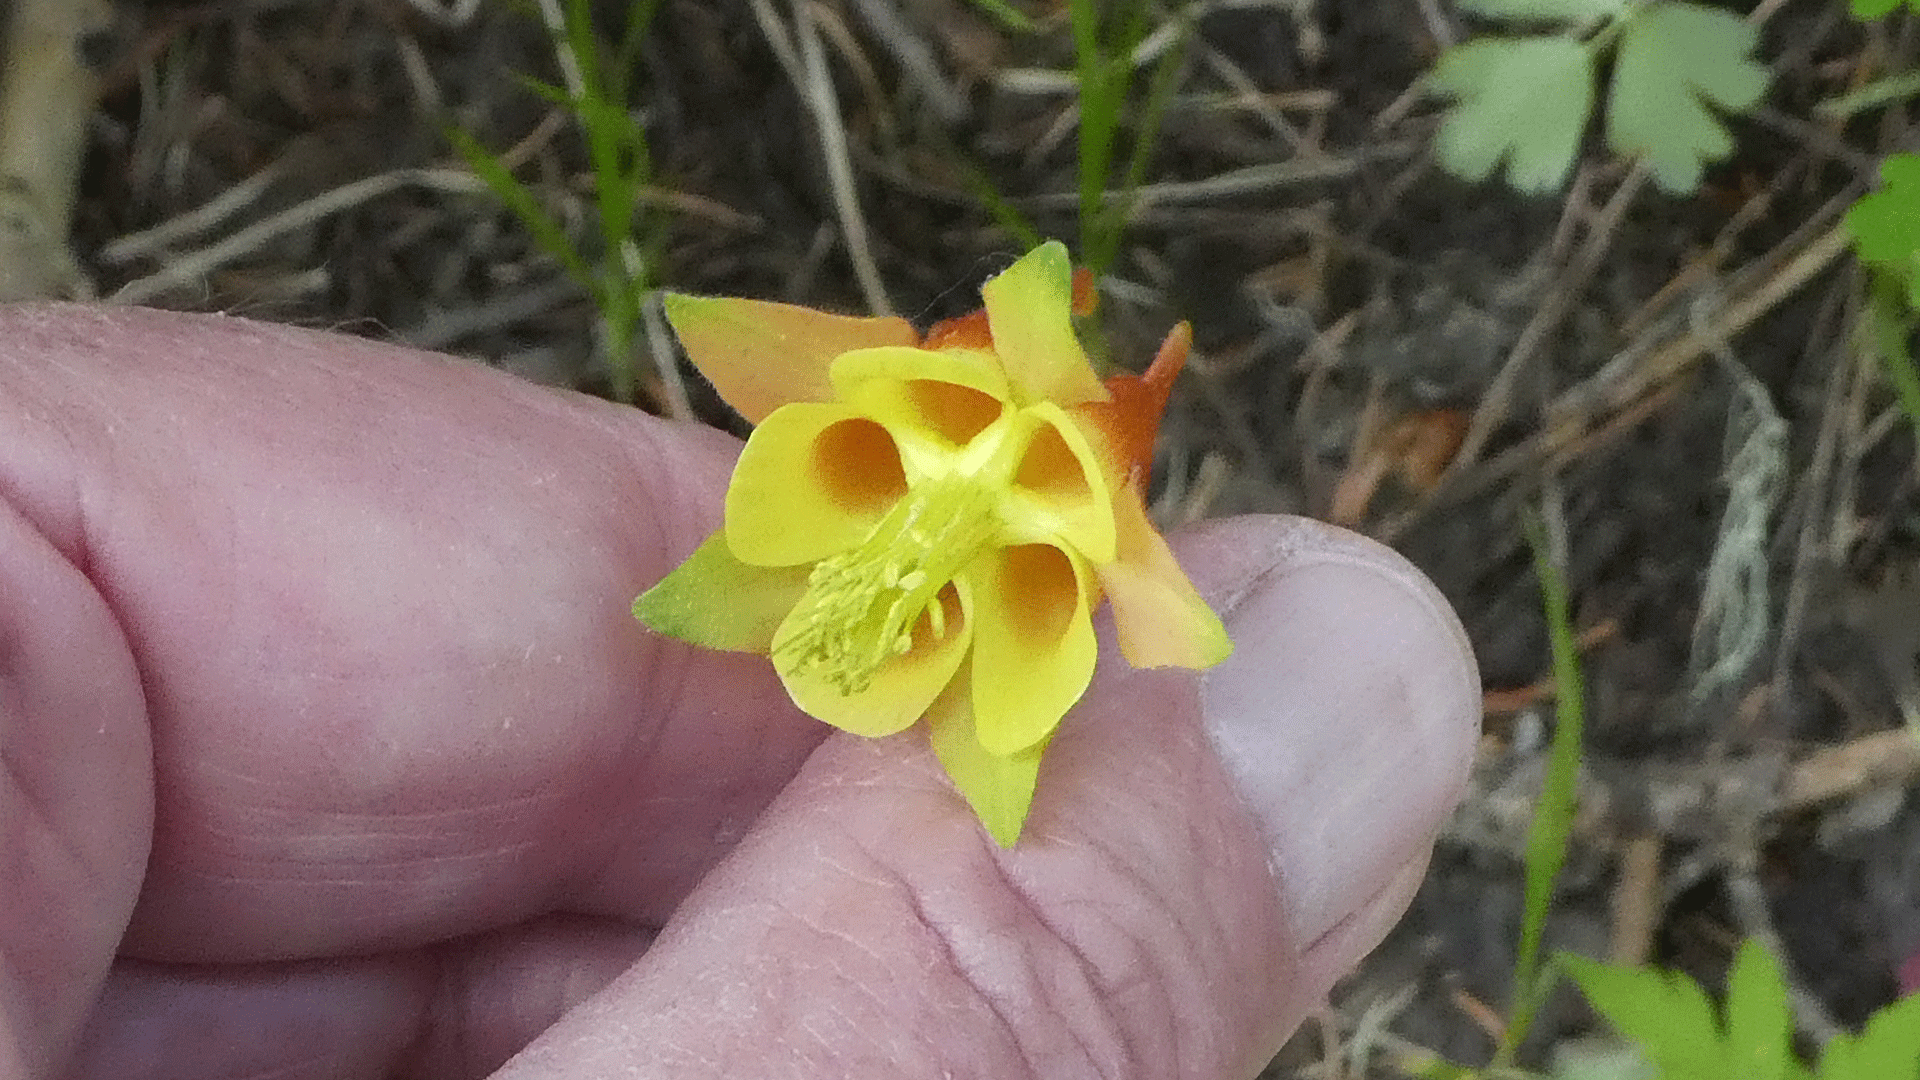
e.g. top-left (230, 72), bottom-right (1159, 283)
top-left (0, 304), bottom-right (823, 963)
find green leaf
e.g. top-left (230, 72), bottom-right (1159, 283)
top-left (1850, 0), bottom-right (1911, 19)
top-left (965, 0), bottom-right (1037, 32)
top-left (444, 125), bottom-right (597, 293)
top-left (1458, 0), bottom-right (1627, 23)
top-left (1846, 155), bottom-right (1920, 271)
top-left (1821, 990), bottom-right (1920, 1080)
top-left (1432, 36), bottom-right (1594, 193)
top-left (1605, 2), bottom-right (1769, 193)
top-left (1503, 511), bottom-right (1591, 1057)
top-left (1723, 940), bottom-right (1791, 1080)
top-left (1864, 274), bottom-right (1920, 458)
top-left (1560, 953), bottom-right (1727, 1079)
top-left (633, 531), bottom-right (811, 653)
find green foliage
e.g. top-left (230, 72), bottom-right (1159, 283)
top-left (1851, 0), bottom-right (1920, 18)
top-left (450, 0), bottom-right (662, 403)
top-left (1066, 0), bottom-right (1187, 279)
top-left (1847, 154), bottom-right (1920, 456)
top-left (1607, 4), bottom-right (1767, 192)
top-left (1501, 510), bottom-right (1592, 1060)
top-left (1433, 37), bottom-right (1594, 192)
top-left (963, 0), bottom-right (1038, 33)
top-left (1560, 939), bottom-right (1920, 1080)
top-left (1817, 992), bottom-right (1920, 1080)
top-left (1430, 0), bottom-right (1768, 194)
top-left (1847, 156), bottom-right (1920, 307)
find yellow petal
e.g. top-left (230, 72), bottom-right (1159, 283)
top-left (926, 663), bottom-right (1046, 847)
top-left (777, 585), bottom-right (971, 738)
top-left (829, 345), bottom-right (1012, 403)
top-left (999, 403), bottom-right (1117, 563)
top-left (832, 348), bottom-right (1011, 467)
top-left (1097, 484), bottom-right (1233, 669)
top-left (967, 544), bottom-right (1096, 755)
top-left (633, 530), bottom-right (812, 652)
top-left (980, 242), bottom-right (1109, 407)
top-left (663, 294), bottom-right (919, 424)
top-left (726, 403), bottom-right (907, 567)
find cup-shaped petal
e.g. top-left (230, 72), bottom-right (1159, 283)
top-left (967, 542), bottom-right (1096, 755)
top-left (1096, 482), bottom-right (1232, 669)
top-left (830, 345), bottom-right (1011, 403)
top-left (926, 661), bottom-right (1048, 848)
top-left (663, 294), bottom-right (918, 423)
top-left (726, 403), bottom-right (907, 567)
top-left (999, 404), bottom-right (1117, 563)
top-left (777, 584), bottom-right (972, 738)
top-left (980, 242), bottom-right (1108, 407)
top-left (831, 346), bottom-right (1011, 474)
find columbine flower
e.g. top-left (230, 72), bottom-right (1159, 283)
top-left (635, 242), bottom-right (1231, 845)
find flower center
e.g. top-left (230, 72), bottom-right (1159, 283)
top-left (772, 474), bottom-right (998, 695)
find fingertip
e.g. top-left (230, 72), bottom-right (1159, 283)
top-left (1179, 515), bottom-right (1479, 972)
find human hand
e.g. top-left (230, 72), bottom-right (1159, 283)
top-left (1, 305), bottom-right (1478, 1079)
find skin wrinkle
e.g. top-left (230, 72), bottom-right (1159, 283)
top-left (842, 839), bottom-right (1041, 1076)
top-left (0, 484), bottom-right (151, 1075)
top-left (1038, 887), bottom-right (1182, 1072)
top-left (412, 931), bottom-right (503, 1077)
top-left (946, 843), bottom-right (1133, 1078)
top-left (786, 843), bottom-right (1005, 1071)
top-left (1028, 706), bottom-right (1265, 1076)
top-left (1006, 857), bottom-right (1186, 1077)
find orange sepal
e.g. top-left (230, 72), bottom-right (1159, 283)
top-left (663, 294), bottom-right (919, 423)
top-left (922, 309), bottom-right (993, 351)
top-left (1075, 321), bottom-right (1190, 486)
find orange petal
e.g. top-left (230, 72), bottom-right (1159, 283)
top-left (663, 293), bottom-right (918, 423)
top-left (926, 661), bottom-right (1047, 848)
top-left (980, 242), bottom-right (1109, 407)
top-left (633, 530), bottom-right (812, 653)
top-left (726, 403), bottom-right (905, 566)
top-left (777, 584), bottom-right (970, 738)
top-left (1097, 482), bottom-right (1232, 670)
top-left (967, 544), bottom-right (1096, 755)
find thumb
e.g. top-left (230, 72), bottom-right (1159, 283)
top-left (501, 514), bottom-right (1480, 1079)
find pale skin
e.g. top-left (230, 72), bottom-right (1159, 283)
top-left (0, 304), bottom-right (1481, 1080)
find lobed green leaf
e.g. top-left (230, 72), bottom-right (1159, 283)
top-left (1432, 36), bottom-right (1594, 193)
top-left (1606, 2), bottom-right (1768, 193)
top-left (1723, 939), bottom-right (1791, 1080)
top-left (1820, 988), bottom-right (1920, 1080)
top-left (1850, 0), bottom-right (1913, 18)
top-left (1560, 953), bottom-right (1727, 1079)
top-left (1846, 155), bottom-right (1920, 274)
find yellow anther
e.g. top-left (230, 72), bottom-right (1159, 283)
top-left (772, 476), bottom-right (996, 694)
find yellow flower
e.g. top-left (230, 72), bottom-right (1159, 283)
top-left (635, 242), bottom-right (1231, 845)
